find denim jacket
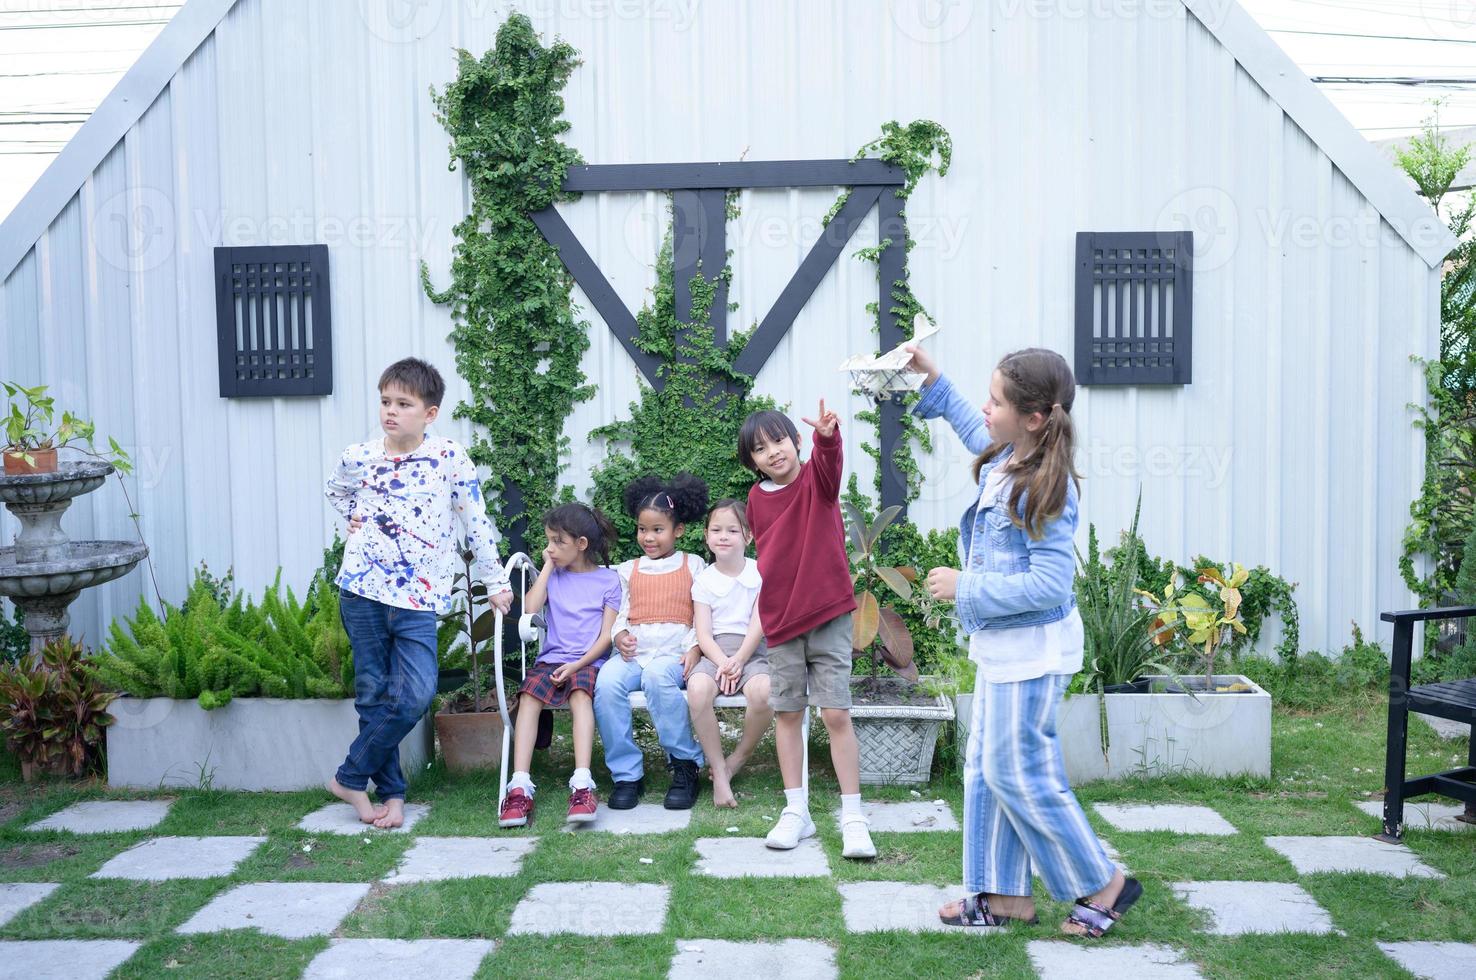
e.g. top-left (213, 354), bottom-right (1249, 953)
top-left (912, 373), bottom-right (1077, 633)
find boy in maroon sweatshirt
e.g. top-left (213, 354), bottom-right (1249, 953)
top-left (741, 401), bottom-right (875, 859)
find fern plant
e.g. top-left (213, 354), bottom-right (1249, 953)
top-left (89, 567), bottom-right (353, 710)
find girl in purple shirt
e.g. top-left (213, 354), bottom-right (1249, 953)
top-left (499, 504), bottom-right (622, 828)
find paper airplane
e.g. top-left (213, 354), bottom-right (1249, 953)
top-left (839, 313), bottom-right (939, 399)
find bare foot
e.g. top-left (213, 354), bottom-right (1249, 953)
top-left (372, 798), bottom-right (406, 830)
top-left (327, 777), bottom-right (379, 823)
top-left (724, 749), bottom-right (750, 781)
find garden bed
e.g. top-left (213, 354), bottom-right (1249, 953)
top-left (106, 697), bottom-right (432, 791)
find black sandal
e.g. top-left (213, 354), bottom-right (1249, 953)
top-left (1063, 877), bottom-right (1143, 938)
top-left (939, 893), bottom-right (1040, 928)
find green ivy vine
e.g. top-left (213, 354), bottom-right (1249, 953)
top-left (589, 193), bottom-right (781, 561)
top-left (421, 13), bottom-right (593, 544)
top-left (830, 120), bottom-right (952, 506)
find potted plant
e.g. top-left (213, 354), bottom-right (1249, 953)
top-left (843, 502), bottom-right (954, 785)
top-left (1041, 499), bottom-right (1272, 784)
top-left (0, 635), bottom-right (116, 782)
top-left (94, 565), bottom-right (433, 790)
top-left (434, 546), bottom-right (508, 772)
top-left (2, 381), bottom-right (129, 476)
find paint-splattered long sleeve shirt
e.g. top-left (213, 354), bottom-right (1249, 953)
top-left (324, 435), bottom-right (511, 614)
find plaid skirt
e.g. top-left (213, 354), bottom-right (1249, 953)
top-left (519, 660), bottom-right (599, 708)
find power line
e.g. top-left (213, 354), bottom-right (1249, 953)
top-left (0, 68), bottom-right (127, 77)
top-left (1268, 28), bottom-right (1476, 44)
top-left (1312, 77), bottom-right (1476, 86)
top-left (0, 18), bottom-right (170, 30)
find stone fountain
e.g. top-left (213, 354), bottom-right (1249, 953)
top-left (0, 461), bottom-right (148, 653)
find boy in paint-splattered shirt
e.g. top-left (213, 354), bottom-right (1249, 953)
top-left (322, 358), bottom-right (512, 830)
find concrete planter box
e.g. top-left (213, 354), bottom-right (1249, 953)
top-left (106, 697), bottom-right (433, 791)
top-left (955, 674), bottom-right (1271, 785)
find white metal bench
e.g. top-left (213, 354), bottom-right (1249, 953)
top-left (491, 552), bottom-right (809, 814)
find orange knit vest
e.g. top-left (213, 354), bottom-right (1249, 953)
top-left (627, 555), bottom-right (695, 626)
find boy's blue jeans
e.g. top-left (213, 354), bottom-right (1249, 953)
top-left (335, 589), bottom-right (438, 801)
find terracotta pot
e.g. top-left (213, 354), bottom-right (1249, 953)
top-left (435, 710), bottom-right (504, 772)
top-left (3, 447), bottom-right (57, 476)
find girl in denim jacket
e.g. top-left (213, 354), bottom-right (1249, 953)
top-left (906, 342), bottom-right (1142, 939)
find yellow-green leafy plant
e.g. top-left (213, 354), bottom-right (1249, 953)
top-left (1138, 562), bottom-right (1249, 690)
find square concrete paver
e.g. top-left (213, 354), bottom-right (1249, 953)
top-left (1100, 836), bottom-right (1130, 874)
top-left (177, 882), bottom-right (371, 938)
top-left (25, 801), bottom-right (171, 834)
top-left (840, 882), bottom-right (1001, 934)
top-left (1378, 940), bottom-right (1476, 980)
top-left (90, 836), bottom-right (266, 880)
top-left (668, 939), bottom-right (837, 979)
top-left (694, 837), bottom-right (830, 878)
top-left (297, 802), bottom-right (428, 835)
top-left (1263, 836), bottom-right (1444, 878)
top-left (561, 802), bottom-right (691, 835)
top-left (1356, 800), bottom-right (1475, 833)
top-left (384, 836), bottom-right (538, 885)
top-left (1027, 941), bottom-right (1205, 979)
top-left (831, 800), bottom-right (958, 833)
top-left (0, 883), bottom-right (59, 927)
top-left (0, 940), bottom-right (142, 979)
top-left (1172, 881), bottom-right (1336, 935)
top-left (1093, 804), bottom-right (1237, 836)
top-left (304, 939), bottom-right (495, 979)
top-left (508, 882), bottom-right (670, 936)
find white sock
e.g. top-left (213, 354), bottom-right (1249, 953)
top-left (840, 793), bottom-right (863, 819)
top-left (509, 771), bottom-right (535, 796)
top-left (568, 767), bottom-right (595, 790)
top-left (783, 787), bottom-right (808, 814)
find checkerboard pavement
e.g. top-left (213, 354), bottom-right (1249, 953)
top-left (1, 794), bottom-right (1469, 978)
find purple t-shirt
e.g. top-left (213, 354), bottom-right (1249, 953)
top-left (538, 566), bottom-right (623, 666)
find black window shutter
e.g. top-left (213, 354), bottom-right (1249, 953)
top-left (1074, 231), bottom-right (1192, 386)
top-left (214, 244), bottom-right (333, 397)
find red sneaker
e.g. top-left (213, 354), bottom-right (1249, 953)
top-left (567, 786), bottom-right (598, 823)
top-left (499, 787), bottom-right (534, 828)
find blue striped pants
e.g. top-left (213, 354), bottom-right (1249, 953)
top-left (963, 669), bottom-right (1116, 900)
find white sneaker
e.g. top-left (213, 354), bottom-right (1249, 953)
top-left (841, 815), bottom-right (877, 859)
top-left (764, 808), bottom-right (817, 850)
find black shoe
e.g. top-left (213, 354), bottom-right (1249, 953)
top-left (664, 756), bottom-right (701, 810)
top-left (609, 777), bottom-right (645, 810)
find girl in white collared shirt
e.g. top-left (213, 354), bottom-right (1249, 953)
top-left (683, 500), bottom-right (773, 808)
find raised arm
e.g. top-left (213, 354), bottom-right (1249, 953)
top-left (911, 372), bottom-right (992, 456)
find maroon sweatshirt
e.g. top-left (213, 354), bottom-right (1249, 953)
top-left (747, 426), bottom-right (858, 646)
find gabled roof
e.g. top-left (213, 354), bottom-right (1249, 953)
top-left (0, 0), bottom-right (1458, 283)
top-left (1182, 0), bottom-right (1457, 267)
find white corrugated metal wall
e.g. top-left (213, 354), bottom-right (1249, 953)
top-left (0, 0), bottom-right (1439, 655)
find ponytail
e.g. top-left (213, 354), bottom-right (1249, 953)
top-left (971, 349), bottom-right (1080, 539)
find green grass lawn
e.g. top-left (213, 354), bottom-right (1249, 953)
top-left (0, 687), bottom-right (1470, 978)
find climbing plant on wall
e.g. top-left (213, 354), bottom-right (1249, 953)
top-left (589, 194), bottom-right (781, 562)
top-left (421, 13), bottom-right (593, 546)
top-left (831, 120), bottom-right (952, 508)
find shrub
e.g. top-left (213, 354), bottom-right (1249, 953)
top-left (0, 601), bottom-right (26, 664)
top-left (0, 636), bottom-right (116, 781)
top-left (89, 567), bottom-right (354, 709)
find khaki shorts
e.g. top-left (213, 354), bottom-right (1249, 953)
top-left (687, 633), bottom-right (770, 691)
top-left (767, 612), bottom-right (853, 712)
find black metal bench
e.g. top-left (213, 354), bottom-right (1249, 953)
top-left (1378, 605), bottom-right (1476, 842)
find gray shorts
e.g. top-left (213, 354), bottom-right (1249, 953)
top-left (688, 633), bottom-right (770, 691)
top-left (767, 612), bottom-right (853, 712)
